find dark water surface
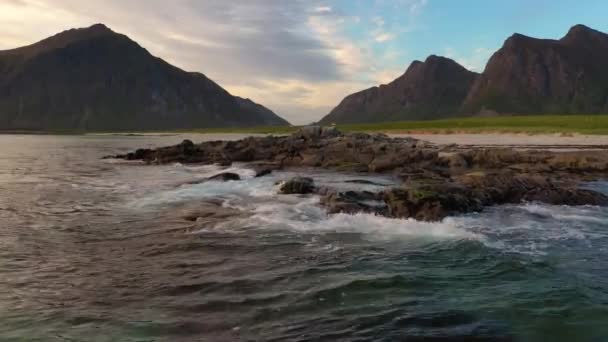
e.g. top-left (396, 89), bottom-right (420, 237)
top-left (1, 134), bottom-right (608, 342)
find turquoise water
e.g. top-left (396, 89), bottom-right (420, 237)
top-left (0, 134), bottom-right (607, 341)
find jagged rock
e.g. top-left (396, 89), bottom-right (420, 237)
top-left (292, 125), bottom-right (343, 141)
top-left (382, 172), bottom-right (608, 221)
top-left (438, 152), bottom-right (469, 169)
top-left (321, 190), bottom-right (388, 215)
top-left (279, 177), bottom-right (316, 195)
top-left (114, 128), bottom-right (608, 222)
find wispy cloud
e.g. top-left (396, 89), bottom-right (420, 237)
top-left (0, 0), bottom-right (430, 124)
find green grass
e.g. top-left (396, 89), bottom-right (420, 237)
top-left (334, 115), bottom-right (608, 135)
top-left (122, 115), bottom-right (608, 135)
top-left (4, 115), bottom-right (608, 135)
top-left (182, 115), bottom-right (608, 135)
top-left (197, 115), bottom-right (608, 135)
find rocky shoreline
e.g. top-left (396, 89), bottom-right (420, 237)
top-left (108, 127), bottom-right (608, 222)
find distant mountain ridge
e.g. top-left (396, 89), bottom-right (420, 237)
top-left (320, 55), bottom-right (479, 124)
top-left (321, 24), bottom-right (608, 124)
top-left (463, 24), bottom-right (608, 115)
top-left (0, 24), bottom-right (289, 131)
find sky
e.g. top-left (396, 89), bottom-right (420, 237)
top-left (0, 0), bottom-right (607, 124)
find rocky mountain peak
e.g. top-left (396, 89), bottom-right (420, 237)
top-left (319, 54), bottom-right (478, 124)
top-left (561, 24), bottom-right (608, 47)
top-left (0, 24), bottom-right (288, 131)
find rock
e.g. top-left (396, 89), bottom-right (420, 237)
top-left (255, 169), bottom-right (273, 178)
top-left (321, 190), bottom-right (387, 215)
top-left (438, 151), bottom-right (469, 169)
top-left (207, 172), bottom-right (241, 182)
top-left (248, 162), bottom-right (282, 177)
top-left (112, 124), bottom-right (608, 222)
top-left (279, 177), bottom-right (316, 195)
top-left (292, 125), bottom-right (343, 140)
top-left (383, 184), bottom-right (481, 222)
top-left (179, 140), bottom-right (195, 153)
top-left (381, 172), bottom-right (608, 221)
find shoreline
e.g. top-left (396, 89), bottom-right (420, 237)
top-left (107, 126), bottom-right (608, 222)
top-left (4, 130), bottom-right (608, 149)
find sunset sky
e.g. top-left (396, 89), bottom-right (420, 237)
top-left (1, 0), bottom-right (607, 124)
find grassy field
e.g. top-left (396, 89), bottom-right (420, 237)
top-left (4, 115), bottom-right (608, 135)
top-left (181, 115), bottom-right (608, 135)
top-left (335, 115), bottom-right (608, 135)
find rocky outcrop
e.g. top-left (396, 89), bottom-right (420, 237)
top-left (114, 127), bottom-right (608, 221)
top-left (110, 127), bottom-right (608, 176)
top-left (279, 177), bottom-right (316, 195)
top-left (382, 172), bottom-right (608, 221)
top-left (0, 24), bottom-right (289, 131)
top-left (320, 56), bottom-right (479, 124)
top-left (321, 190), bottom-right (388, 216)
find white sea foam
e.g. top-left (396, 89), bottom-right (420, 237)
top-left (223, 196), bottom-right (483, 242)
top-left (132, 168), bottom-right (608, 253)
top-left (454, 202), bottom-right (608, 256)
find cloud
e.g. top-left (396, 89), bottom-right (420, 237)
top-left (375, 32), bottom-right (395, 42)
top-left (0, 0), bottom-right (429, 124)
top-left (313, 5), bottom-right (332, 13)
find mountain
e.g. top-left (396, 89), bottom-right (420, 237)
top-left (463, 24), bottom-right (608, 115)
top-left (321, 24), bottom-right (608, 124)
top-left (320, 55), bottom-right (479, 124)
top-left (0, 24), bottom-right (289, 131)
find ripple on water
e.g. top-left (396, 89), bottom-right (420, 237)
top-left (2, 135), bottom-right (608, 341)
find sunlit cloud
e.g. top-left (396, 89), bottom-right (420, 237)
top-left (0, 0), bottom-right (432, 124)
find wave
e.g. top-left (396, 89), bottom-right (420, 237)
top-left (129, 167), bottom-right (608, 255)
top-left (225, 197), bottom-right (483, 242)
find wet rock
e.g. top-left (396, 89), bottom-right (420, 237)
top-left (255, 169), bottom-right (273, 178)
top-left (438, 151), bottom-right (469, 169)
top-left (113, 127), bottom-right (608, 221)
top-left (248, 162), bottom-right (282, 178)
top-left (207, 172), bottom-right (241, 182)
top-left (292, 125), bottom-right (342, 140)
top-left (279, 177), bottom-right (316, 194)
top-left (383, 184), bottom-right (481, 222)
top-left (321, 190), bottom-right (387, 215)
top-left (381, 172), bottom-right (608, 221)
top-left (179, 140), bottom-right (195, 153)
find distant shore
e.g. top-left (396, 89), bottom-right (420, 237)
top-left (3, 114), bottom-right (608, 139)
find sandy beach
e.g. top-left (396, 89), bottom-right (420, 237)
top-left (389, 133), bottom-right (608, 150)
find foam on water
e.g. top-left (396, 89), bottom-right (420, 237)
top-left (456, 201), bottom-right (608, 256)
top-left (133, 167), bottom-right (608, 253)
top-left (248, 199), bottom-right (482, 241)
top-left (203, 194), bottom-right (480, 242)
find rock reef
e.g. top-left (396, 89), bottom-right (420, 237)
top-left (110, 127), bottom-right (608, 221)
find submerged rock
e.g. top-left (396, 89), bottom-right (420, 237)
top-left (207, 172), bottom-right (241, 182)
top-left (321, 190), bottom-right (388, 215)
top-left (279, 177), bottom-right (316, 195)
